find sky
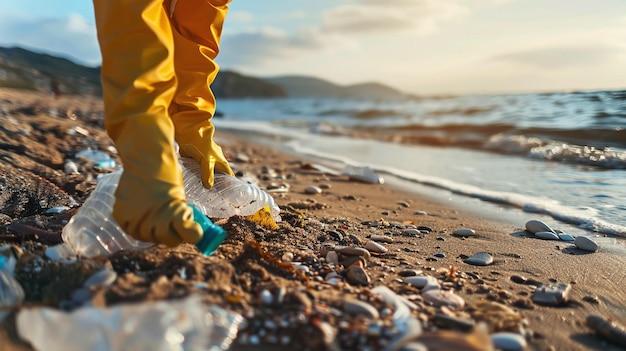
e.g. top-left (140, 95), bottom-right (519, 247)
top-left (1, 0), bottom-right (626, 95)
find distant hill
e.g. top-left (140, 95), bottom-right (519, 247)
top-left (0, 47), bottom-right (101, 95)
top-left (0, 46), bottom-right (408, 100)
top-left (265, 75), bottom-right (408, 100)
top-left (212, 70), bottom-right (286, 98)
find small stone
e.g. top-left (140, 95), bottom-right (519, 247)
top-left (370, 234), bottom-right (394, 243)
top-left (343, 299), bottom-right (379, 319)
top-left (294, 264), bottom-right (310, 273)
top-left (341, 255), bottom-right (367, 268)
top-left (434, 252), bottom-right (446, 258)
top-left (83, 268), bottom-right (117, 288)
top-left (422, 289), bottom-right (465, 309)
top-left (491, 332), bottom-right (527, 351)
top-left (260, 289), bottom-right (273, 305)
top-left (452, 228), bottom-right (476, 237)
top-left (398, 269), bottom-right (422, 277)
top-left (586, 314), bottom-right (626, 347)
top-left (71, 288), bottom-right (94, 305)
top-left (532, 283), bottom-right (570, 306)
top-left (535, 231), bottom-right (560, 240)
top-left (319, 183), bottom-right (332, 189)
top-left (414, 211), bottom-right (428, 216)
top-left (401, 229), bottom-right (422, 237)
top-left (557, 233), bottom-right (575, 242)
top-left (304, 185), bottom-right (322, 194)
top-left (574, 236), bottom-right (599, 252)
top-left (365, 240), bottom-right (388, 253)
top-left (396, 200), bottom-right (410, 208)
top-left (346, 265), bottom-right (371, 286)
top-left (336, 246), bottom-right (371, 258)
top-left (510, 275), bottom-right (527, 284)
top-left (464, 252), bottom-right (493, 266)
top-left (404, 276), bottom-right (440, 290)
top-left (433, 314), bottom-right (475, 331)
top-left (328, 230), bottom-right (344, 241)
top-left (281, 252), bottom-right (294, 262)
top-left (235, 153), bottom-right (250, 163)
top-left (417, 226), bottom-right (434, 233)
top-left (326, 251), bottom-right (339, 264)
top-left (525, 220), bottom-right (555, 234)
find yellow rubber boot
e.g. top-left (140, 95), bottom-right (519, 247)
top-left (93, 0), bottom-right (202, 246)
top-left (166, 0), bottom-right (234, 188)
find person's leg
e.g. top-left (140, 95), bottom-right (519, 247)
top-left (93, 0), bottom-right (202, 246)
top-left (165, 0), bottom-right (234, 188)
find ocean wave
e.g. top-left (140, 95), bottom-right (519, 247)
top-left (485, 134), bottom-right (626, 169)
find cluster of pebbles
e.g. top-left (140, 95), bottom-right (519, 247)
top-left (524, 219), bottom-right (600, 252)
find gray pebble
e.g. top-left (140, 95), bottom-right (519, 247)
top-left (433, 314), bottom-right (475, 331)
top-left (557, 233), bottom-right (575, 242)
top-left (452, 228), bottom-right (476, 237)
top-left (343, 299), bottom-right (379, 319)
top-left (304, 185), bottom-right (322, 194)
top-left (365, 240), bottom-right (388, 253)
top-left (396, 200), bottom-right (410, 208)
top-left (414, 210), bottom-right (428, 216)
top-left (535, 231), bottom-right (560, 240)
top-left (422, 289), bottom-right (465, 308)
top-left (464, 252), bottom-right (493, 266)
top-left (401, 229), bottom-right (422, 237)
top-left (371, 234), bottom-right (394, 243)
top-left (404, 275), bottom-right (440, 290)
top-left (525, 219), bottom-right (555, 234)
top-left (532, 283), bottom-right (570, 306)
top-left (574, 236), bottom-right (599, 252)
top-left (491, 332), bottom-right (527, 351)
top-left (398, 269), bottom-right (423, 277)
top-left (319, 183), bottom-right (332, 189)
top-left (83, 268), bottom-right (117, 288)
top-left (336, 246), bottom-right (371, 258)
top-left (417, 226), bottom-right (434, 233)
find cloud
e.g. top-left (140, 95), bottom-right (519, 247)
top-left (220, 0), bottom-right (472, 68)
top-left (322, 0), bottom-right (468, 35)
top-left (0, 13), bottom-right (100, 65)
top-left (219, 27), bottom-right (324, 66)
top-left (492, 45), bottom-right (624, 69)
top-left (227, 11), bottom-right (253, 24)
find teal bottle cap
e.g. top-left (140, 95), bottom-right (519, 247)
top-left (190, 204), bottom-right (227, 256)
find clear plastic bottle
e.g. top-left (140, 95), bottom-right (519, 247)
top-left (179, 157), bottom-right (281, 222)
top-left (61, 170), bottom-right (153, 258)
top-left (16, 294), bottom-right (243, 351)
top-left (62, 158), bottom-right (278, 258)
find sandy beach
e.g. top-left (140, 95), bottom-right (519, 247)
top-left (1, 88), bottom-right (625, 351)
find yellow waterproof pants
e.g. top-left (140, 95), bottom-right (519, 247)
top-left (93, 0), bottom-right (232, 246)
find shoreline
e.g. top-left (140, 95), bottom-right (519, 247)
top-left (217, 130), bottom-right (626, 350)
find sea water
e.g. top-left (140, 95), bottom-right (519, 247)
top-left (213, 90), bottom-right (626, 238)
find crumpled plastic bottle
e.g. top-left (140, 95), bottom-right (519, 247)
top-left (16, 294), bottom-right (243, 351)
top-left (179, 157), bottom-right (281, 222)
top-left (62, 158), bottom-right (280, 258)
top-left (342, 165), bottom-right (385, 184)
top-left (61, 170), bottom-right (153, 258)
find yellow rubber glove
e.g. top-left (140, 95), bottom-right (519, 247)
top-left (167, 0), bottom-right (234, 188)
top-left (93, 0), bottom-right (202, 246)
